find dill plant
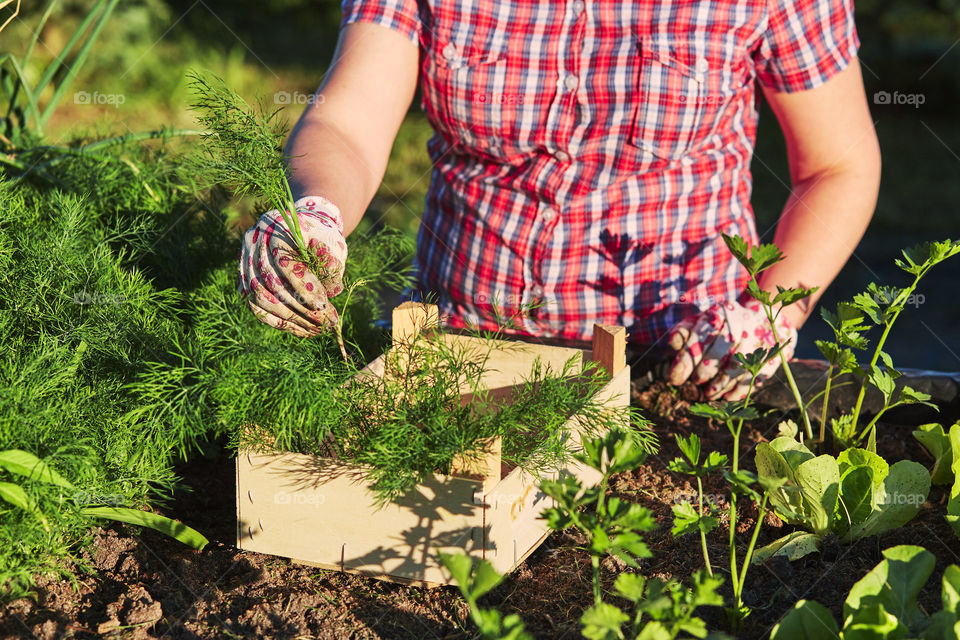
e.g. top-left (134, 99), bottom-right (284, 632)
top-left (187, 72), bottom-right (328, 280)
top-left (261, 325), bottom-right (658, 503)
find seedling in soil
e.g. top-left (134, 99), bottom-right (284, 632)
top-left (722, 234), bottom-right (817, 441)
top-left (753, 438), bottom-right (930, 562)
top-left (443, 428), bottom-right (722, 640)
top-left (668, 433), bottom-right (726, 577)
top-left (685, 393), bottom-right (785, 629)
top-left (771, 545), bottom-right (960, 639)
top-left (816, 239), bottom-right (960, 449)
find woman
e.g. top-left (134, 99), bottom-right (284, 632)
top-left (239, 0), bottom-right (881, 400)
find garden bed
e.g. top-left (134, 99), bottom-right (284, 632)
top-left (1, 368), bottom-right (957, 640)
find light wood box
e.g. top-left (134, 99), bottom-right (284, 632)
top-left (236, 302), bottom-right (630, 586)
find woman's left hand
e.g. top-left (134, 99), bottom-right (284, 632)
top-left (666, 298), bottom-right (796, 401)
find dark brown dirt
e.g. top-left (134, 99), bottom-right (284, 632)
top-left (1, 379), bottom-right (957, 640)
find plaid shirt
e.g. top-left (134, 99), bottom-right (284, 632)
top-left (341, 0), bottom-right (858, 344)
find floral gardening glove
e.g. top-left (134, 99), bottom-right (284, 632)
top-left (666, 297), bottom-right (796, 401)
top-left (239, 196), bottom-right (347, 337)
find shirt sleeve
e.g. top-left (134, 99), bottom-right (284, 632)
top-left (340, 0), bottom-right (422, 46)
top-left (754, 0), bottom-right (860, 93)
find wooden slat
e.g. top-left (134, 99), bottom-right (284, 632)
top-left (589, 324), bottom-right (626, 380)
top-left (450, 436), bottom-right (502, 491)
top-left (392, 302), bottom-right (439, 346)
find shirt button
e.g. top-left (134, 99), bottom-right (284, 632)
top-left (542, 207), bottom-right (557, 223)
top-left (563, 74), bottom-right (579, 92)
top-left (530, 284), bottom-right (545, 298)
top-left (555, 150), bottom-right (571, 163)
top-left (442, 43), bottom-right (458, 61)
top-left (696, 56), bottom-right (709, 74)
top-left (572, 0), bottom-right (585, 14)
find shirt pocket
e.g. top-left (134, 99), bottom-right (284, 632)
top-left (629, 41), bottom-right (712, 161)
top-left (437, 47), bottom-right (510, 155)
top-left (420, 7), bottom-right (518, 159)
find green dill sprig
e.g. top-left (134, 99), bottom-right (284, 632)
top-left (187, 71), bottom-right (321, 278)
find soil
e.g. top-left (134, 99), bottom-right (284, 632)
top-left (1, 379), bottom-right (958, 640)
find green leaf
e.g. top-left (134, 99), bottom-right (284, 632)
top-left (439, 552), bottom-right (473, 594)
top-left (580, 602), bottom-right (628, 640)
top-left (943, 564), bottom-right (960, 615)
top-left (842, 602), bottom-right (907, 640)
top-left (636, 621), bottom-right (672, 640)
top-left (671, 501), bottom-right (700, 537)
top-left (868, 367), bottom-right (896, 403)
top-left (844, 545), bottom-right (935, 630)
top-left (897, 386), bottom-right (937, 411)
top-left (734, 346), bottom-right (782, 376)
top-left (796, 455), bottom-right (841, 534)
top-left (852, 290), bottom-right (883, 325)
top-left (746, 279), bottom-right (772, 305)
top-left (0, 450), bottom-right (76, 491)
top-left (689, 403), bottom-right (733, 422)
top-left (670, 502), bottom-right (718, 538)
top-left (613, 573), bottom-right (647, 603)
top-left (471, 558), bottom-right (506, 600)
top-left (755, 442), bottom-right (803, 520)
top-left (948, 423), bottom-right (960, 539)
top-left (769, 600), bottom-right (839, 640)
top-left (912, 423), bottom-right (954, 485)
top-left (690, 568), bottom-right (724, 607)
top-left (0, 481), bottom-right (34, 513)
top-left (836, 466), bottom-right (874, 535)
top-left (769, 436), bottom-right (815, 464)
top-left (750, 243), bottom-right (786, 274)
top-left (81, 507), bottom-right (209, 550)
top-left (721, 234), bottom-right (750, 269)
top-left (842, 460), bottom-right (929, 543)
top-left (753, 531), bottom-right (823, 564)
top-left (676, 433), bottom-right (701, 466)
top-left (773, 285), bottom-right (818, 308)
top-left (777, 419), bottom-right (800, 440)
top-left (816, 340), bottom-right (840, 365)
top-left (838, 449), bottom-right (889, 489)
top-left (723, 469), bottom-right (761, 503)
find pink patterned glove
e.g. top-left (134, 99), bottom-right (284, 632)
top-left (666, 298), bottom-right (796, 401)
top-left (239, 196), bottom-right (347, 337)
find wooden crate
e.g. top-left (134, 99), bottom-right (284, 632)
top-left (236, 302), bottom-right (630, 587)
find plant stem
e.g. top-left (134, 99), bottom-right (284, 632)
top-left (849, 272), bottom-right (923, 442)
top-left (728, 491), bottom-right (739, 598)
top-left (734, 493), bottom-right (769, 617)
top-left (697, 476), bottom-right (713, 577)
top-left (590, 554), bottom-right (602, 606)
top-left (762, 302), bottom-right (812, 441)
top-left (818, 364), bottom-right (834, 445)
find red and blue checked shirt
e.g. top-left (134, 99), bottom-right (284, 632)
top-left (341, 0), bottom-right (859, 345)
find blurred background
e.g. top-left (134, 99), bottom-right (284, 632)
top-left (1, 0), bottom-right (958, 370)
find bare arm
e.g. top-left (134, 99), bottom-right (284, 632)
top-left (285, 22), bottom-right (420, 235)
top-left (757, 62), bottom-right (882, 328)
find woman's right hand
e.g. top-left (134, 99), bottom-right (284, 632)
top-left (239, 196), bottom-right (348, 337)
